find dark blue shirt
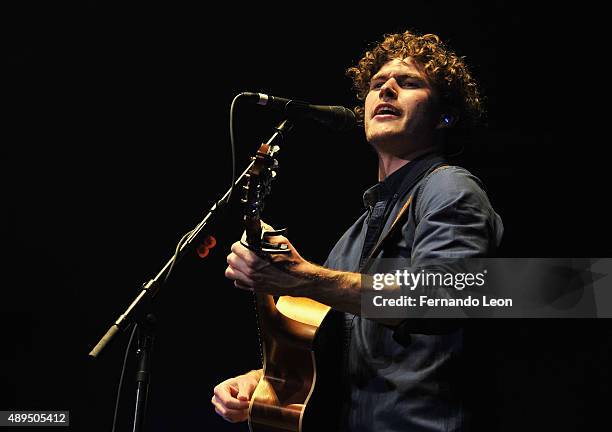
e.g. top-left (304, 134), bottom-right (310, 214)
top-left (324, 153), bottom-right (504, 432)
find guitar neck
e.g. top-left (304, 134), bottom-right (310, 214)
top-left (245, 216), bottom-right (262, 251)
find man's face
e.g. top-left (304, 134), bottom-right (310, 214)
top-left (364, 57), bottom-right (440, 154)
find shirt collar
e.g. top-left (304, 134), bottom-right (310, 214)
top-left (362, 151), bottom-right (445, 209)
top-left (362, 182), bottom-right (388, 209)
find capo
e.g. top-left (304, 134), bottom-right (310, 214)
top-left (241, 228), bottom-right (291, 254)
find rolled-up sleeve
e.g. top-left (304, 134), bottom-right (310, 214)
top-left (393, 167), bottom-right (503, 338)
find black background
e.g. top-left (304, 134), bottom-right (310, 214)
top-left (3, 1), bottom-right (611, 431)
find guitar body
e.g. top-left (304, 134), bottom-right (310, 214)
top-left (248, 294), bottom-right (343, 432)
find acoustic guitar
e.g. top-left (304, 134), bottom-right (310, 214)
top-left (241, 141), bottom-right (343, 432)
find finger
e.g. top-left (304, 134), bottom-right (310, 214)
top-left (230, 241), bottom-right (259, 264)
top-left (238, 232), bottom-right (259, 251)
top-left (260, 220), bottom-right (275, 231)
top-left (235, 280), bottom-right (253, 291)
top-left (262, 234), bottom-right (289, 246)
top-left (237, 378), bottom-right (258, 401)
top-left (228, 383), bottom-right (239, 397)
top-left (211, 392), bottom-right (249, 410)
top-left (211, 397), bottom-right (248, 423)
top-left (226, 252), bottom-right (256, 277)
top-left (231, 241), bottom-right (269, 269)
top-left (212, 399), bottom-right (248, 422)
top-left (214, 384), bottom-right (249, 409)
top-left (213, 383), bottom-right (234, 404)
top-left (225, 266), bottom-right (255, 287)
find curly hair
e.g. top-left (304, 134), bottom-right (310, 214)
top-left (346, 30), bottom-right (483, 128)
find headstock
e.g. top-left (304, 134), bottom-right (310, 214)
top-left (241, 143), bottom-right (280, 251)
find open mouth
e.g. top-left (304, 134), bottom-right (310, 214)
top-left (373, 104), bottom-right (401, 118)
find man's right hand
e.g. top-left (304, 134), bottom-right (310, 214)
top-left (211, 369), bottom-right (262, 423)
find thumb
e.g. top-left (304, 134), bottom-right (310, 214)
top-left (260, 220), bottom-right (275, 231)
top-left (237, 378), bottom-right (257, 401)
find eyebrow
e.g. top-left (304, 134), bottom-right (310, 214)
top-left (370, 72), bottom-right (425, 83)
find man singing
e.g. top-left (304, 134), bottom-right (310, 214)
top-left (212, 30), bottom-right (503, 431)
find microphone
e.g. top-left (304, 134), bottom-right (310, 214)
top-left (239, 92), bottom-right (356, 131)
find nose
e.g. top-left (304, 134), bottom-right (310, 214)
top-left (379, 78), bottom-right (397, 100)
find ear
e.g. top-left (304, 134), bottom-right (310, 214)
top-left (436, 114), bottom-right (457, 129)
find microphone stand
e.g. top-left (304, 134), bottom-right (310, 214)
top-left (132, 313), bottom-right (155, 432)
top-left (88, 119), bottom-right (294, 432)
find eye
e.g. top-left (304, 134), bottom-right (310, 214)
top-left (370, 81), bottom-right (384, 90)
top-left (399, 79), bottom-right (418, 88)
